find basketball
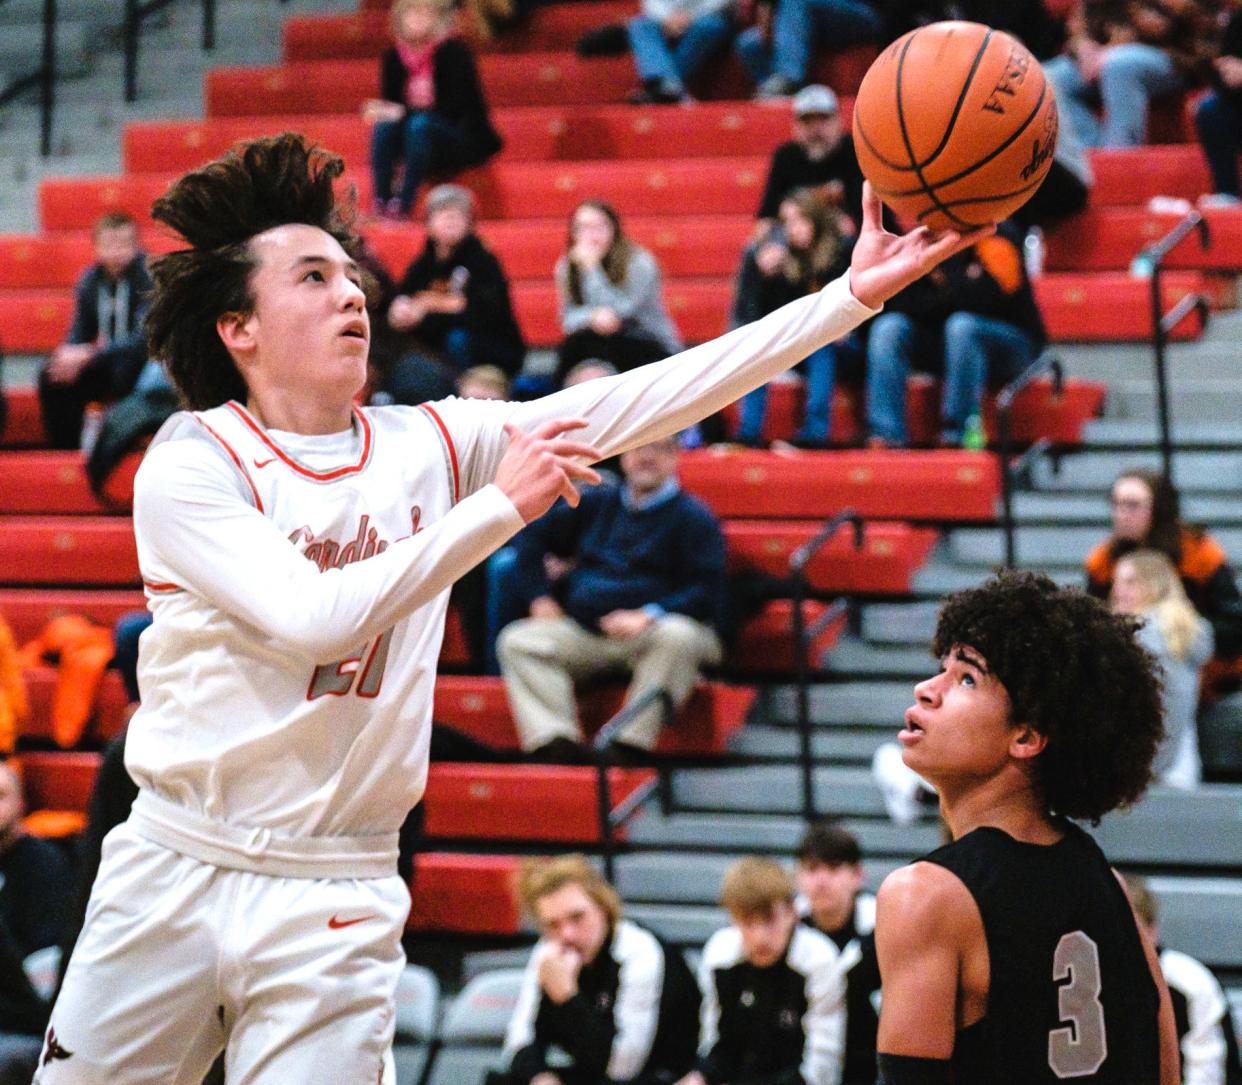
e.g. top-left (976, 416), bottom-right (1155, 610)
top-left (852, 21), bottom-right (1059, 232)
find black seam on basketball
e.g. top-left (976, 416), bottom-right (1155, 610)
top-left (925, 75), bottom-right (1051, 191)
top-left (895, 28), bottom-right (977, 232)
top-left (915, 171), bottom-right (1050, 221)
top-left (914, 27), bottom-right (996, 172)
top-left (854, 110), bottom-right (920, 173)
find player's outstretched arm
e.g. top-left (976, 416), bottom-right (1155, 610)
top-left (495, 182), bottom-right (993, 468)
top-left (874, 863), bottom-right (975, 1075)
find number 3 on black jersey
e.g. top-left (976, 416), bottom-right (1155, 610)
top-left (1049, 931), bottom-right (1108, 1077)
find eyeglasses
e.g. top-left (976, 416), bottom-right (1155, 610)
top-left (1110, 498), bottom-right (1151, 511)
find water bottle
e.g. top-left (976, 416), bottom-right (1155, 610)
top-left (1023, 226), bottom-right (1045, 279)
top-left (962, 413), bottom-right (987, 451)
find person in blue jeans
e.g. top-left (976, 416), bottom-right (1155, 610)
top-left (627, 0), bottom-right (735, 103)
top-left (736, 0), bottom-right (881, 100)
top-left (866, 221), bottom-right (1044, 448)
top-left (732, 189), bottom-right (854, 449)
top-left (1042, 1), bottom-right (1215, 148)
top-left (1194, 5), bottom-right (1242, 206)
top-left (364, 0), bottom-right (501, 218)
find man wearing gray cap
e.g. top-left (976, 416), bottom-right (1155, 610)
top-left (754, 85), bottom-right (865, 237)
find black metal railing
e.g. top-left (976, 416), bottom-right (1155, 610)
top-left (996, 352), bottom-right (1063, 569)
top-left (124, 0), bottom-right (215, 101)
top-left (0, 0), bottom-right (58, 156)
top-left (790, 509), bottom-right (862, 822)
top-left (592, 687), bottom-right (670, 881)
top-left (1140, 211), bottom-right (1211, 480)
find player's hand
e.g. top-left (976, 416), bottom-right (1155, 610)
top-left (497, 419), bottom-right (603, 523)
top-left (600, 609), bottom-right (654, 639)
top-left (530, 596), bottom-right (564, 620)
top-left (362, 98), bottom-right (404, 124)
top-left (45, 343), bottom-right (94, 383)
top-left (538, 943), bottom-right (582, 1003)
top-left (847, 181), bottom-right (993, 310)
top-left (589, 307), bottom-right (622, 335)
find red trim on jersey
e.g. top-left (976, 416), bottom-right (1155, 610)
top-left (418, 403), bottom-right (460, 504)
top-left (143, 579), bottom-right (183, 594)
top-left (190, 414), bottom-right (265, 513)
top-left (224, 401), bottom-right (373, 482)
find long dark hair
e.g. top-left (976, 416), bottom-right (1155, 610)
top-left (145, 132), bottom-right (360, 411)
top-left (777, 188), bottom-right (848, 290)
top-left (1107, 469), bottom-right (1185, 567)
top-left (565, 199), bottom-right (634, 305)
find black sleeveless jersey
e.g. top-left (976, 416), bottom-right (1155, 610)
top-left (922, 821), bottom-right (1161, 1084)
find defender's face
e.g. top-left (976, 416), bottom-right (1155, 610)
top-left (901, 645), bottom-right (1016, 781)
top-left (232, 224), bottom-right (369, 404)
top-left (734, 900), bottom-right (797, 968)
top-left (533, 883), bottom-right (610, 965)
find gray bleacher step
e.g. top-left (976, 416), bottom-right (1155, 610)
top-left (1032, 451), bottom-right (1242, 493)
top-left (761, 681), bottom-right (915, 728)
top-left (943, 524), bottom-right (1242, 567)
top-left (859, 601), bottom-right (940, 645)
top-left (1082, 418), bottom-right (1242, 447)
top-left (823, 636), bottom-right (932, 679)
top-left (728, 724), bottom-right (894, 764)
top-left (1104, 382), bottom-right (1242, 427)
top-left (627, 810), bottom-right (945, 856)
top-left (1094, 786), bottom-right (1242, 868)
top-left (0, 22), bottom-right (94, 81)
top-left (670, 764), bottom-right (919, 817)
top-left (615, 852), bottom-right (903, 905)
top-left (1012, 490), bottom-right (1242, 527)
top-left (626, 903), bottom-right (728, 946)
top-left (1148, 876), bottom-right (1242, 971)
top-left (911, 561), bottom-right (1080, 595)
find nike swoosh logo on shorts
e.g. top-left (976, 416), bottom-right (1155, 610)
top-left (253, 457), bottom-right (277, 469)
top-left (328, 914), bottom-right (378, 929)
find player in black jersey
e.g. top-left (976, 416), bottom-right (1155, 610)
top-left (874, 571), bottom-right (1180, 1085)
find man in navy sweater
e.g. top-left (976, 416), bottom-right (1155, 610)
top-left (497, 435), bottom-right (725, 763)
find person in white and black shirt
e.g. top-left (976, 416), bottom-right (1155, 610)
top-left (1127, 876), bottom-right (1242, 1085)
top-left (492, 854), bottom-right (699, 1085)
top-left (795, 822), bottom-right (880, 1085)
top-left (680, 857), bottom-right (845, 1085)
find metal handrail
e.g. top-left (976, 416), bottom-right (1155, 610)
top-left (124, 0), bottom-right (215, 101)
top-left (1140, 211), bottom-right (1210, 480)
top-left (997, 351), bottom-right (1063, 568)
top-left (592, 686), bottom-right (672, 882)
top-left (790, 508), bottom-right (862, 822)
top-left (0, 0), bottom-right (57, 156)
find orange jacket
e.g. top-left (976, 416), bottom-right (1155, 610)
top-left (0, 617), bottom-right (29, 754)
top-left (18, 615), bottom-right (114, 749)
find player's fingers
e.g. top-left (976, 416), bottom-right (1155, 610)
top-left (860, 181), bottom-right (882, 234)
top-left (544, 439), bottom-right (604, 462)
top-left (560, 459), bottom-right (602, 486)
top-left (530, 417), bottom-right (591, 441)
top-left (926, 223), bottom-right (994, 263)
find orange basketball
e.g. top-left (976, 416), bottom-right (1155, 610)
top-left (852, 21), bottom-right (1059, 232)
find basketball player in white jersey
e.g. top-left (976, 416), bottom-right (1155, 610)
top-left (36, 134), bottom-right (989, 1084)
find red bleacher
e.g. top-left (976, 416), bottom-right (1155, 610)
top-left (0, 589), bottom-right (145, 642)
top-left (2, 517), bottom-right (139, 586)
top-left (406, 852), bottom-right (522, 935)
top-left (0, 452), bottom-right (113, 515)
top-left (15, 750), bottom-right (101, 837)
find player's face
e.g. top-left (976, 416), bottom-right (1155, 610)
top-left (94, 224), bottom-right (139, 281)
top-left (233, 224), bottom-right (369, 405)
top-left (1110, 477), bottom-right (1153, 540)
top-left (901, 645), bottom-right (1018, 781)
top-left (426, 205), bottom-right (471, 250)
top-left (534, 883), bottom-right (610, 964)
top-left (796, 860), bottom-right (863, 927)
top-left (733, 900), bottom-right (798, 968)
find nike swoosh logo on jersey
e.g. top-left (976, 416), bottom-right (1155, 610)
top-left (328, 914), bottom-right (379, 929)
top-left (253, 457), bottom-right (277, 469)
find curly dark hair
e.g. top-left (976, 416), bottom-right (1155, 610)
top-left (144, 132), bottom-right (360, 411)
top-left (931, 570), bottom-right (1164, 824)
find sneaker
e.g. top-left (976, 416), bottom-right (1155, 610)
top-left (1198, 192), bottom-right (1242, 210)
top-left (872, 742), bottom-right (937, 825)
top-left (528, 737), bottom-right (592, 765)
top-left (628, 78), bottom-right (687, 105)
top-left (755, 75), bottom-right (798, 101)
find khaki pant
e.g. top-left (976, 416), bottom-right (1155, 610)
top-left (497, 614), bottom-right (723, 750)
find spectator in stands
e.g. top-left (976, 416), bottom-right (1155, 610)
top-left (497, 435), bottom-right (725, 764)
top-left (794, 821), bottom-right (880, 1085)
top-left (38, 211), bottom-right (153, 451)
top-left (626, 0), bottom-right (736, 104)
top-left (555, 201), bottom-right (683, 384)
top-left (0, 617), bottom-right (26, 758)
top-left (731, 188), bottom-right (857, 449)
top-left (1111, 549), bottom-right (1214, 789)
top-left (384, 184), bottom-right (525, 400)
top-left (1085, 469), bottom-right (1242, 659)
top-left (1043, 0), bottom-right (1217, 148)
top-left (490, 854), bottom-right (700, 1085)
top-left (865, 219), bottom-right (1045, 448)
top-left (1126, 874), bottom-right (1242, 1084)
top-left (755, 85), bottom-right (865, 236)
top-left (364, 0), bottom-right (502, 219)
top-left (458, 364), bottom-right (511, 400)
top-left (678, 856), bottom-right (845, 1085)
top-left (1194, 3), bottom-right (1242, 207)
top-left (735, 0), bottom-right (882, 99)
